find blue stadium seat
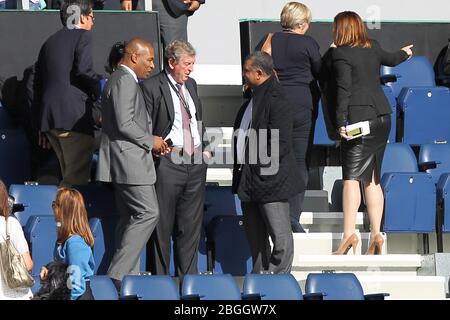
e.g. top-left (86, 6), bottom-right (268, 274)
top-left (381, 56), bottom-right (436, 98)
top-left (436, 173), bottom-right (450, 252)
top-left (381, 144), bottom-right (436, 235)
top-left (419, 143), bottom-right (450, 185)
top-left (305, 272), bottom-right (388, 300)
top-left (31, 275), bottom-right (41, 295)
top-left (397, 87), bottom-right (450, 145)
top-left (89, 217), bottom-right (146, 275)
top-left (243, 273), bottom-right (303, 300)
top-left (121, 275), bottom-right (179, 300)
top-left (381, 85), bottom-right (397, 143)
top-left (380, 143), bottom-right (418, 177)
top-left (203, 185), bottom-right (241, 228)
top-left (9, 184), bottom-right (57, 226)
top-left (89, 275), bottom-right (119, 300)
top-left (24, 215), bottom-right (57, 276)
top-left (207, 215), bottom-right (252, 276)
top-left (73, 183), bottom-right (117, 218)
top-left (313, 100), bottom-right (335, 146)
top-left (182, 274), bottom-right (241, 300)
top-left (0, 128), bottom-right (31, 187)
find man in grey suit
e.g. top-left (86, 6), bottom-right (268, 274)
top-left (97, 38), bottom-right (168, 290)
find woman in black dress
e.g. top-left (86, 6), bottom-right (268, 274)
top-left (257, 2), bottom-right (322, 233)
top-left (332, 11), bottom-right (413, 254)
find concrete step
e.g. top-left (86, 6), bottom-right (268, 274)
top-left (300, 212), bottom-right (365, 232)
top-left (293, 232), bottom-right (387, 256)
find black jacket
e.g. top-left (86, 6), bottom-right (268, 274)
top-left (140, 71), bottom-right (210, 151)
top-left (232, 76), bottom-right (303, 203)
top-left (34, 27), bottom-right (101, 135)
top-left (165, 0), bottom-right (205, 17)
top-left (333, 39), bottom-right (408, 128)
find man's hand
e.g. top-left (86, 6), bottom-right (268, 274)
top-left (38, 131), bottom-right (51, 149)
top-left (338, 126), bottom-right (351, 140)
top-left (40, 266), bottom-right (48, 281)
top-left (152, 136), bottom-right (171, 155)
top-left (184, 0), bottom-right (201, 12)
top-left (121, 0), bottom-right (132, 11)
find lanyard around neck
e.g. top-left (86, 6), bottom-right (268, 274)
top-left (166, 74), bottom-right (192, 119)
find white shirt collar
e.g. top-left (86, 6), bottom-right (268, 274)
top-left (166, 71), bottom-right (184, 88)
top-left (120, 64), bottom-right (138, 83)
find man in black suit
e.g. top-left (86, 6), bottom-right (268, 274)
top-left (233, 51), bottom-right (302, 274)
top-left (120, 0), bottom-right (205, 49)
top-left (34, 0), bottom-right (102, 186)
top-left (141, 40), bottom-right (210, 280)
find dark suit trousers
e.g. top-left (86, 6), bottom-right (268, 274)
top-left (150, 154), bottom-right (207, 279)
top-left (153, 0), bottom-right (188, 49)
top-left (241, 201), bottom-right (294, 274)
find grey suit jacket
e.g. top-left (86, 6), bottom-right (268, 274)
top-left (97, 66), bottom-right (156, 185)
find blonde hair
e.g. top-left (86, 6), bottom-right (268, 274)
top-left (53, 188), bottom-right (94, 247)
top-left (333, 11), bottom-right (371, 48)
top-left (280, 2), bottom-right (312, 30)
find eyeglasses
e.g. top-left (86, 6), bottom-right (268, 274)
top-left (87, 14), bottom-right (95, 22)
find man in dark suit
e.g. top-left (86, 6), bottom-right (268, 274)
top-left (233, 51), bottom-right (302, 274)
top-left (34, 0), bottom-right (102, 186)
top-left (97, 38), bottom-right (168, 290)
top-left (141, 40), bottom-right (210, 280)
top-left (120, 0), bottom-right (205, 49)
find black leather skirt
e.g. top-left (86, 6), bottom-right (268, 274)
top-left (341, 114), bottom-right (391, 183)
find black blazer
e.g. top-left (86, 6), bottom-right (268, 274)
top-left (140, 71), bottom-right (209, 151)
top-left (34, 28), bottom-right (101, 135)
top-left (232, 76), bottom-right (302, 203)
top-left (333, 39), bottom-right (409, 128)
top-left (165, 0), bottom-right (205, 17)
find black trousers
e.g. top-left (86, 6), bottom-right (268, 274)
top-left (149, 154), bottom-right (207, 280)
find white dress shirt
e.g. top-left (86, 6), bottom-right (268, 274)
top-left (166, 72), bottom-right (201, 149)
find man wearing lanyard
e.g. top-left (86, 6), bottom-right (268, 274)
top-left (141, 40), bottom-right (211, 281)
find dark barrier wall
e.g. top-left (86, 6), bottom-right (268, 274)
top-left (240, 20), bottom-right (450, 71)
top-left (0, 10), bottom-right (161, 82)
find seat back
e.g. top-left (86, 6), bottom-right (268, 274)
top-left (243, 274), bottom-right (303, 300)
top-left (0, 129), bottom-right (31, 187)
top-left (73, 183), bottom-right (117, 218)
top-left (397, 87), bottom-right (450, 145)
top-left (9, 184), bottom-right (57, 226)
top-left (182, 274), bottom-right (241, 300)
top-left (203, 185), bottom-right (241, 228)
top-left (313, 100), bottom-right (335, 145)
top-left (121, 275), bottom-right (179, 300)
top-left (24, 215), bottom-right (57, 276)
top-left (207, 215), bottom-right (252, 276)
top-left (90, 275), bottom-right (119, 300)
top-left (381, 56), bottom-right (436, 98)
top-left (305, 272), bottom-right (364, 300)
top-left (89, 217), bottom-right (146, 275)
top-left (381, 85), bottom-right (397, 143)
top-left (419, 143), bottom-right (450, 185)
top-left (380, 143), bottom-right (418, 178)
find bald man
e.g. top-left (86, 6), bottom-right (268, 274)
top-left (97, 39), bottom-right (169, 290)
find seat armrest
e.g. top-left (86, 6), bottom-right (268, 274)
top-left (303, 292), bottom-right (326, 300)
top-left (418, 161), bottom-right (438, 172)
top-left (364, 293), bottom-right (390, 300)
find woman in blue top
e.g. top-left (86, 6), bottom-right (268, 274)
top-left (40, 188), bottom-right (95, 300)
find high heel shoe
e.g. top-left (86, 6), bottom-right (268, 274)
top-left (333, 233), bottom-right (359, 255)
top-left (366, 233), bottom-right (384, 255)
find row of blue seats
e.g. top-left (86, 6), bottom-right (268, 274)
top-left (31, 272), bottom-right (387, 300)
top-left (314, 56), bottom-right (450, 146)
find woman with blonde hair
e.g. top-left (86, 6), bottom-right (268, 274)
top-left (0, 179), bottom-right (34, 299)
top-left (332, 11), bottom-right (413, 254)
top-left (256, 2), bottom-right (321, 233)
top-left (40, 187), bottom-right (95, 299)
